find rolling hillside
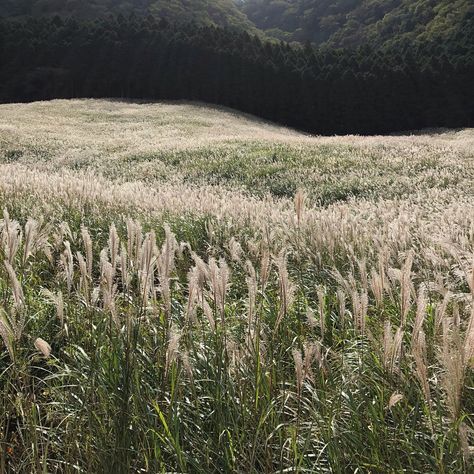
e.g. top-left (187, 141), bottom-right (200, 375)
top-left (0, 0), bottom-right (255, 29)
top-left (237, 0), bottom-right (474, 47)
top-left (2, 0), bottom-right (473, 50)
top-left (2, 99), bottom-right (473, 203)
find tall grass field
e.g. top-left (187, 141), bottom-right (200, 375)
top-left (0, 99), bottom-right (474, 472)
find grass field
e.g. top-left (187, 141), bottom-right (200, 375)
top-left (0, 99), bottom-right (474, 472)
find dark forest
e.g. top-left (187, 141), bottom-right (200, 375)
top-left (1, 14), bottom-right (473, 134)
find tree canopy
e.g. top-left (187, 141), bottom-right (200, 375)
top-left (1, 14), bottom-right (472, 134)
top-left (237, 0), bottom-right (474, 48)
top-left (0, 0), bottom-right (255, 30)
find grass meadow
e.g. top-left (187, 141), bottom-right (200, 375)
top-left (0, 99), bottom-right (474, 472)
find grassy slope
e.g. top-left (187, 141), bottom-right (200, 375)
top-left (0, 100), bottom-right (473, 472)
top-left (1, 99), bottom-right (473, 204)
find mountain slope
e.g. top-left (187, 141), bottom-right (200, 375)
top-left (2, 0), bottom-right (472, 49)
top-left (0, 0), bottom-right (255, 30)
top-left (237, 0), bottom-right (474, 47)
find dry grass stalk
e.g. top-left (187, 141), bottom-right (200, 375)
top-left (351, 290), bottom-right (368, 334)
top-left (259, 247), bottom-right (271, 290)
top-left (337, 289), bottom-right (346, 321)
top-left (108, 223), bottom-right (120, 273)
top-left (1, 209), bottom-right (22, 265)
top-left (201, 298), bottom-right (216, 331)
top-left (246, 260), bottom-right (257, 329)
top-left (100, 255), bottom-right (119, 328)
top-left (0, 307), bottom-right (14, 358)
top-left (186, 267), bottom-right (200, 324)
top-left (400, 252), bottom-right (413, 327)
top-left (165, 323), bottom-right (181, 375)
top-left (41, 289), bottom-right (65, 329)
top-left (77, 252), bottom-right (90, 304)
top-left (383, 321), bottom-right (404, 374)
top-left (294, 189), bottom-right (305, 226)
top-left (81, 226), bottom-right (93, 280)
top-left (316, 286), bottom-right (326, 339)
top-left (293, 341), bottom-right (324, 395)
top-left (463, 305), bottom-right (474, 368)
top-left (274, 253), bottom-right (295, 333)
top-left (370, 268), bottom-right (384, 308)
top-left (139, 231), bottom-right (157, 308)
top-left (60, 241), bottom-right (74, 294)
top-left (357, 258), bottom-right (368, 293)
top-left (228, 237), bottom-right (243, 263)
top-left (5, 261), bottom-right (25, 310)
top-left (412, 329), bottom-right (431, 404)
top-left (157, 225), bottom-right (178, 317)
top-left (208, 257), bottom-right (230, 322)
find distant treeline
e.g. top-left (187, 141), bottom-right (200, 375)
top-left (0, 15), bottom-right (473, 134)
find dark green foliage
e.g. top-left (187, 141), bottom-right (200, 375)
top-left (0, 0), bottom-right (255, 30)
top-left (0, 14), bottom-right (472, 135)
top-left (238, 0), bottom-right (474, 48)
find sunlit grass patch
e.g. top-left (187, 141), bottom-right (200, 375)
top-left (0, 100), bottom-right (473, 472)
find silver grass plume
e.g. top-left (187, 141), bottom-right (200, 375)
top-left (5, 261), bottom-right (25, 310)
top-left (370, 268), bottom-right (384, 308)
top-left (337, 289), bottom-right (346, 321)
top-left (22, 218), bottom-right (51, 266)
top-left (100, 252), bottom-right (119, 329)
top-left (412, 285), bottom-right (427, 346)
top-left (61, 241), bottom-right (74, 294)
top-left (126, 219), bottom-right (143, 271)
top-left (388, 392), bottom-right (404, 410)
top-left (274, 252), bottom-right (295, 334)
top-left (157, 225), bottom-right (178, 318)
top-left (293, 341), bottom-right (323, 396)
top-left (120, 244), bottom-right (130, 292)
top-left (412, 329), bottom-right (431, 405)
top-left (185, 266), bottom-right (200, 324)
top-left (0, 307), bottom-right (14, 359)
top-left (439, 321), bottom-right (464, 421)
top-left (246, 260), bottom-right (257, 329)
top-left (23, 219), bottom-right (39, 266)
top-left (76, 252), bottom-right (90, 305)
top-left (228, 237), bottom-right (243, 263)
top-left (1, 209), bottom-right (22, 265)
top-left (208, 257), bottom-right (230, 321)
top-left (316, 286), bottom-right (326, 340)
top-left (464, 305), bottom-right (474, 368)
top-left (434, 291), bottom-right (451, 336)
top-left (108, 223), bottom-right (120, 273)
top-left (357, 257), bottom-right (368, 293)
top-left (139, 231), bottom-right (157, 308)
top-left (294, 189), bottom-right (306, 226)
top-left (259, 247), bottom-right (271, 290)
top-left (1, 262), bottom-right (26, 350)
top-left (351, 290), bottom-right (368, 334)
top-left (201, 298), bottom-right (216, 331)
top-left (80, 226), bottom-right (93, 280)
top-left (165, 323), bottom-right (181, 375)
top-left (41, 288), bottom-right (65, 330)
top-left (382, 321), bottom-right (403, 374)
top-left (400, 252), bottom-right (414, 327)
top-left (34, 337), bottom-right (52, 358)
